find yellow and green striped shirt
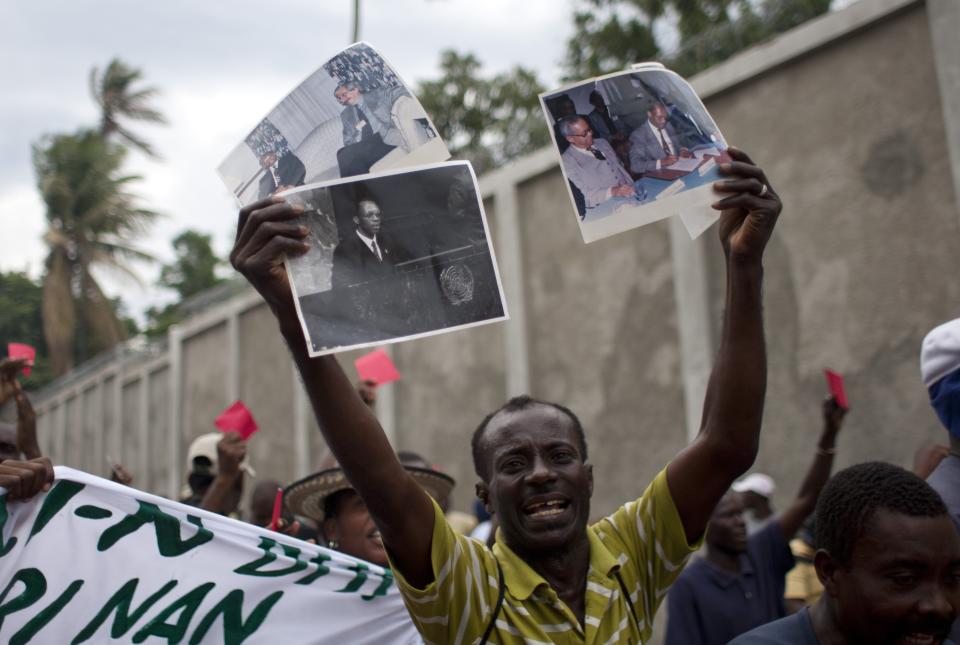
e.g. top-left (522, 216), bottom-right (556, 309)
top-left (390, 468), bottom-right (698, 644)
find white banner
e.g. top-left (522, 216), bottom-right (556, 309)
top-left (0, 467), bottom-right (421, 644)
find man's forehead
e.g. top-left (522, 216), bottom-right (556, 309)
top-left (854, 509), bottom-right (960, 565)
top-left (485, 405), bottom-right (577, 450)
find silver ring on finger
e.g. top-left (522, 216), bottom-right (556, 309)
top-left (758, 183), bottom-right (769, 197)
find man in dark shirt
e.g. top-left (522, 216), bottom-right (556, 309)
top-left (666, 397), bottom-right (847, 644)
top-left (732, 462), bottom-right (960, 645)
top-left (921, 317), bottom-right (960, 643)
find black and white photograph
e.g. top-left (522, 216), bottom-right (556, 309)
top-left (541, 63), bottom-right (730, 242)
top-left (217, 42), bottom-right (450, 206)
top-left (283, 161), bottom-right (507, 356)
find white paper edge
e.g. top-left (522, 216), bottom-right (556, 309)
top-left (678, 205), bottom-right (721, 240)
top-left (281, 159), bottom-right (510, 359)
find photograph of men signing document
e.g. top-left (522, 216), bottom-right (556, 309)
top-left (217, 42), bottom-right (449, 206)
top-left (542, 63), bottom-right (731, 242)
top-left (282, 161), bottom-right (507, 356)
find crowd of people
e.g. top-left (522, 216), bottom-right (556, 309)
top-left (4, 147), bottom-right (960, 644)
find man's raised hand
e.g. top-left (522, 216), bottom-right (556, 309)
top-left (713, 147), bottom-right (782, 263)
top-left (229, 196), bottom-right (310, 325)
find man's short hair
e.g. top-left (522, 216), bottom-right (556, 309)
top-left (470, 395), bottom-right (588, 481)
top-left (335, 80), bottom-right (360, 94)
top-left (589, 90), bottom-right (604, 104)
top-left (815, 461), bottom-right (947, 565)
top-left (558, 115), bottom-right (587, 138)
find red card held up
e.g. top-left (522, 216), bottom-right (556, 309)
top-left (824, 369), bottom-right (849, 410)
top-left (8, 343), bottom-right (36, 377)
top-left (214, 400), bottom-right (260, 440)
top-left (354, 348), bottom-right (400, 386)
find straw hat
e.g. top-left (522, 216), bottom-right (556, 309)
top-left (284, 466), bottom-right (455, 522)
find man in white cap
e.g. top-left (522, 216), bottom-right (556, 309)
top-left (181, 432), bottom-right (255, 518)
top-left (921, 317), bottom-right (960, 643)
top-left (733, 472), bottom-right (777, 534)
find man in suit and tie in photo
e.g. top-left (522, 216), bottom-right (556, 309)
top-left (628, 102), bottom-right (694, 174)
top-left (558, 115), bottom-right (637, 211)
top-left (257, 150), bottom-right (306, 200)
top-left (335, 82), bottom-right (409, 177)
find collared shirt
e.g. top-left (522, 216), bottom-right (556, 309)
top-left (728, 607), bottom-right (820, 645)
top-left (355, 229), bottom-right (383, 260)
top-left (665, 520), bottom-right (795, 645)
top-left (390, 468), bottom-right (699, 644)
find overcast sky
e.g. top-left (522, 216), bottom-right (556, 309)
top-left (0, 0), bottom-right (574, 320)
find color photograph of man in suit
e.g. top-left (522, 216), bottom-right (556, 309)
top-left (628, 102), bottom-right (693, 174)
top-left (559, 115), bottom-right (637, 210)
top-left (334, 82), bottom-right (409, 177)
top-left (257, 150), bottom-right (306, 200)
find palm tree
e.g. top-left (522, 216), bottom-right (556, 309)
top-left (33, 130), bottom-right (158, 376)
top-left (89, 58), bottom-right (167, 158)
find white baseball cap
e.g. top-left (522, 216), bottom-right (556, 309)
top-left (186, 432), bottom-right (255, 478)
top-left (732, 473), bottom-right (775, 498)
top-left (921, 318), bottom-right (960, 388)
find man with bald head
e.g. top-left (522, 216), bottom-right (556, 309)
top-left (558, 115), bottom-right (636, 210)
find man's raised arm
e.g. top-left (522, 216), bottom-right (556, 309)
top-left (230, 196), bottom-right (436, 586)
top-left (666, 148), bottom-right (782, 543)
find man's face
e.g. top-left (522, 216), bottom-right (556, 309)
top-left (0, 424), bottom-right (19, 462)
top-left (323, 490), bottom-right (387, 566)
top-left (706, 492), bottom-right (748, 554)
top-left (649, 104), bottom-right (669, 129)
top-left (335, 85), bottom-right (361, 106)
top-left (476, 404), bottom-right (593, 556)
top-left (260, 152), bottom-right (278, 169)
top-left (565, 118), bottom-right (594, 150)
top-left (355, 201), bottom-right (381, 237)
top-left (825, 509), bottom-right (960, 645)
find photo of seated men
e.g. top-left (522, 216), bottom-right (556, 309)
top-left (286, 162), bottom-right (506, 356)
top-left (217, 42), bottom-right (449, 207)
top-left (542, 66), bottom-right (729, 230)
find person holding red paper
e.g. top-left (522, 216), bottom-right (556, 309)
top-left (665, 396), bottom-right (847, 645)
top-left (180, 431), bottom-right (255, 518)
top-left (0, 358), bottom-right (41, 463)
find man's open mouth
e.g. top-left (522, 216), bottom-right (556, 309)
top-left (522, 498), bottom-right (571, 519)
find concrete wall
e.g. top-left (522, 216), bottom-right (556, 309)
top-left (22, 0), bottom-right (958, 570)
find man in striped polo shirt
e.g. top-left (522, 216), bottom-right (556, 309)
top-left (231, 147), bottom-right (782, 643)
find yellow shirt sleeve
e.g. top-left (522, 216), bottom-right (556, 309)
top-left (388, 497), bottom-right (499, 644)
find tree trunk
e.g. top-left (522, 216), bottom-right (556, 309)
top-left (42, 248), bottom-right (77, 377)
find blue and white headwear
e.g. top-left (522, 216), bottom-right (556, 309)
top-left (921, 318), bottom-right (960, 438)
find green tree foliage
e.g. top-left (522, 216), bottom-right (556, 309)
top-left (417, 51), bottom-right (552, 174)
top-left (33, 129), bottom-right (158, 376)
top-left (564, 0), bottom-right (832, 79)
top-left (90, 58), bottom-right (168, 158)
top-left (145, 231), bottom-right (225, 338)
top-left (0, 272), bottom-right (53, 388)
top-left (159, 231), bottom-right (224, 300)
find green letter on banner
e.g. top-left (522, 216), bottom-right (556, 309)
top-left (189, 589), bottom-right (283, 645)
top-left (131, 582), bottom-right (214, 643)
top-left (98, 502), bottom-right (213, 556)
top-left (72, 578), bottom-right (178, 643)
top-left (233, 537), bottom-right (308, 577)
top-left (0, 568), bottom-right (46, 630)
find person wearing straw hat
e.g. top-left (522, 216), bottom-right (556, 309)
top-left (285, 464), bottom-right (454, 567)
top-left (230, 147), bottom-right (782, 643)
